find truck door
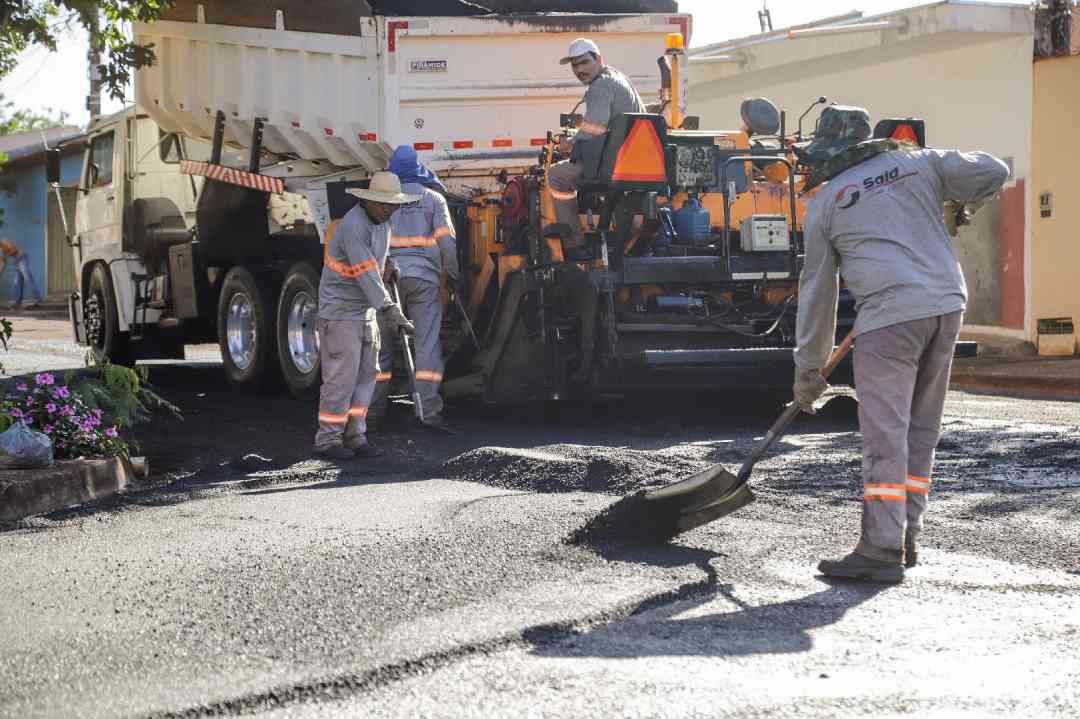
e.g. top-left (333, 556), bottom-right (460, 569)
top-left (76, 130), bottom-right (121, 261)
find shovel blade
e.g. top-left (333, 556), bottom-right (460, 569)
top-left (674, 484), bottom-right (756, 534)
top-left (644, 462), bottom-right (743, 513)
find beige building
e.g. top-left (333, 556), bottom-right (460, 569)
top-left (688, 1), bottom-right (1078, 351)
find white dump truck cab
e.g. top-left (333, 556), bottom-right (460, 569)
top-left (67, 110), bottom-right (198, 365)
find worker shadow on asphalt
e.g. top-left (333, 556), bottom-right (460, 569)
top-left (528, 559), bottom-right (890, 659)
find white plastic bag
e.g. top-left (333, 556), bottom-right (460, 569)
top-left (0, 421), bottom-right (54, 468)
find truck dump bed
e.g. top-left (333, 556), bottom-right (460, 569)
top-left (134, 7), bottom-right (689, 174)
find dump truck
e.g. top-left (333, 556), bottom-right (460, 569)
top-left (53, 2), bottom-right (935, 404)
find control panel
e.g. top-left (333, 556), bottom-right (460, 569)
top-left (739, 214), bottom-right (790, 252)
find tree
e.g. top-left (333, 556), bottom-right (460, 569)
top-left (0, 1), bottom-right (174, 102)
top-left (0, 93), bottom-right (68, 135)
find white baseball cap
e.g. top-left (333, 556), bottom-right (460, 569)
top-left (560, 38), bottom-right (600, 65)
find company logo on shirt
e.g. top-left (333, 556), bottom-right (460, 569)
top-left (836, 184), bottom-right (860, 209)
top-left (836, 166), bottom-right (918, 210)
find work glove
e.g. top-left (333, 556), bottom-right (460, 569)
top-left (383, 258), bottom-right (401, 285)
top-left (381, 303), bottom-right (415, 336)
top-left (793, 367), bottom-right (829, 414)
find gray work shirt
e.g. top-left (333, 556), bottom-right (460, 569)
top-left (578, 65), bottom-right (646, 138)
top-left (389, 182), bottom-right (460, 286)
top-left (795, 148), bottom-right (1009, 370)
top-left (318, 203), bottom-right (394, 321)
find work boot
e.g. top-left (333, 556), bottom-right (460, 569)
top-left (345, 435), bottom-right (384, 459)
top-left (421, 414), bottom-right (457, 435)
top-left (904, 534), bottom-right (918, 568)
top-left (818, 551), bottom-right (904, 584)
top-left (312, 444), bottom-right (355, 461)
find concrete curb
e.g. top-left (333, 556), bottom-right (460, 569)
top-left (950, 374), bottom-right (1080, 400)
top-left (0, 457), bottom-right (131, 522)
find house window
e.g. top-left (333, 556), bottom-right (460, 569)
top-left (89, 132), bottom-right (114, 187)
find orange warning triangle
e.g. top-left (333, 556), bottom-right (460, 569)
top-left (891, 124), bottom-right (919, 145)
top-left (612, 120), bottom-right (667, 183)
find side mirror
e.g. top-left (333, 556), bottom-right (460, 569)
top-left (45, 149), bottom-right (62, 184)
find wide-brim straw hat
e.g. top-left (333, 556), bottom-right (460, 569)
top-left (346, 171), bottom-right (421, 204)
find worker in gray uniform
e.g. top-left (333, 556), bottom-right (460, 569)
top-left (792, 105), bottom-right (1009, 582)
top-left (370, 145), bottom-right (461, 430)
top-left (314, 171), bottom-right (417, 460)
top-left (548, 37), bottom-right (646, 258)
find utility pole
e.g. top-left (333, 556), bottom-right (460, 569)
top-left (758, 1), bottom-right (774, 33)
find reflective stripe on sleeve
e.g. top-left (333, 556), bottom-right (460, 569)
top-left (433, 226), bottom-right (454, 240)
top-left (348, 406), bottom-right (368, 417)
top-left (549, 187), bottom-right (578, 201)
top-left (376, 372), bottom-right (393, 382)
top-left (414, 370), bottom-right (443, 383)
top-left (318, 411), bottom-right (349, 424)
top-left (324, 247), bottom-right (377, 279)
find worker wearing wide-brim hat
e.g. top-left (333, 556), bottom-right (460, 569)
top-left (792, 105), bottom-right (1009, 582)
top-left (314, 171), bottom-right (418, 461)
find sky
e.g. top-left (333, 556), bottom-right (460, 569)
top-left (0, 0), bottom-right (1030, 129)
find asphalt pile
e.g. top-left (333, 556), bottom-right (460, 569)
top-left (442, 444), bottom-right (699, 496)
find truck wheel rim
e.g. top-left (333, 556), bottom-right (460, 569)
top-left (226, 292), bottom-right (256, 370)
top-left (286, 289), bottom-right (319, 375)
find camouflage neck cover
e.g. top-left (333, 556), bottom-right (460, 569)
top-left (802, 139), bottom-right (903, 193)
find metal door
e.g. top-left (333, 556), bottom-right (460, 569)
top-left (46, 188), bottom-right (77, 293)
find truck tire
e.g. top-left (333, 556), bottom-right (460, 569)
top-left (217, 266), bottom-right (281, 387)
top-left (85, 263), bottom-right (134, 366)
top-left (276, 261), bottom-right (321, 399)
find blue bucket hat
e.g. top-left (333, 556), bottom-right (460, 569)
top-left (388, 145), bottom-right (447, 194)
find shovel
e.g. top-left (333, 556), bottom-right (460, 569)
top-left (644, 330), bottom-right (856, 535)
top-left (387, 278), bottom-right (425, 424)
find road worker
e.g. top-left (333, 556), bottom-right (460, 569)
top-left (792, 105), bottom-right (1009, 582)
top-left (548, 37), bottom-right (646, 258)
top-left (0, 238), bottom-right (43, 309)
top-left (369, 145), bottom-right (461, 431)
top-left (314, 171), bottom-right (417, 460)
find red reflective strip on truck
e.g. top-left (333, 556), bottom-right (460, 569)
top-left (492, 139), bottom-right (513, 148)
top-left (180, 160), bottom-right (284, 194)
top-left (453, 140), bottom-right (474, 149)
top-left (414, 142), bottom-right (435, 151)
top-left (361, 133), bottom-right (377, 142)
top-left (530, 138), bottom-right (547, 146)
top-left (388, 21), bottom-right (408, 52)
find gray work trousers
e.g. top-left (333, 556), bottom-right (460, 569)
top-left (314, 317), bottom-right (381, 450)
top-left (371, 276), bottom-right (444, 422)
top-left (548, 160), bottom-right (585, 248)
top-left (853, 311), bottom-right (963, 561)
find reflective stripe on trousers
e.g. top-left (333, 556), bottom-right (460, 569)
top-left (315, 317), bottom-right (381, 450)
top-left (853, 311), bottom-right (962, 561)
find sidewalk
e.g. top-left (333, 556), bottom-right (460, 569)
top-left (951, 332), bottom-right (1080, 400)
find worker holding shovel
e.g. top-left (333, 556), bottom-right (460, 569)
top-left (792, 106), bottom-right (1009, 582)
top-left (313, 172), bottom-right (417, 461)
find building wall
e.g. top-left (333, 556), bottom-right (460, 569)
top-left (690, 31), bottom-right (1035, 339)
top-left (1030, 53), bottom-right (1080, 351)
top-left (0, 152), bottom-right (83, 301)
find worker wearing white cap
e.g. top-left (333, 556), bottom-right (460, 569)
top-left (548, 37), bottom-right (646, 259)
top-left (314, 171), bottom-right (418, 461)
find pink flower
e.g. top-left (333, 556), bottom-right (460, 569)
top-left (55, 386), bottom-right (70, 399)
top-left (35, 373), bottom-right (54, 386)
top-left (9, 408), bottom-right (22, 418)
top-left (43, 425), bottom-right (53, 434)
top-left (105, 427), bottom-right (118, 438)
top-left (60, 406), bottom-right (73, 416)
top-left (15, 383), bottom-right (27, 392)
top-left (45, 403), bottom-right (57, 413)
